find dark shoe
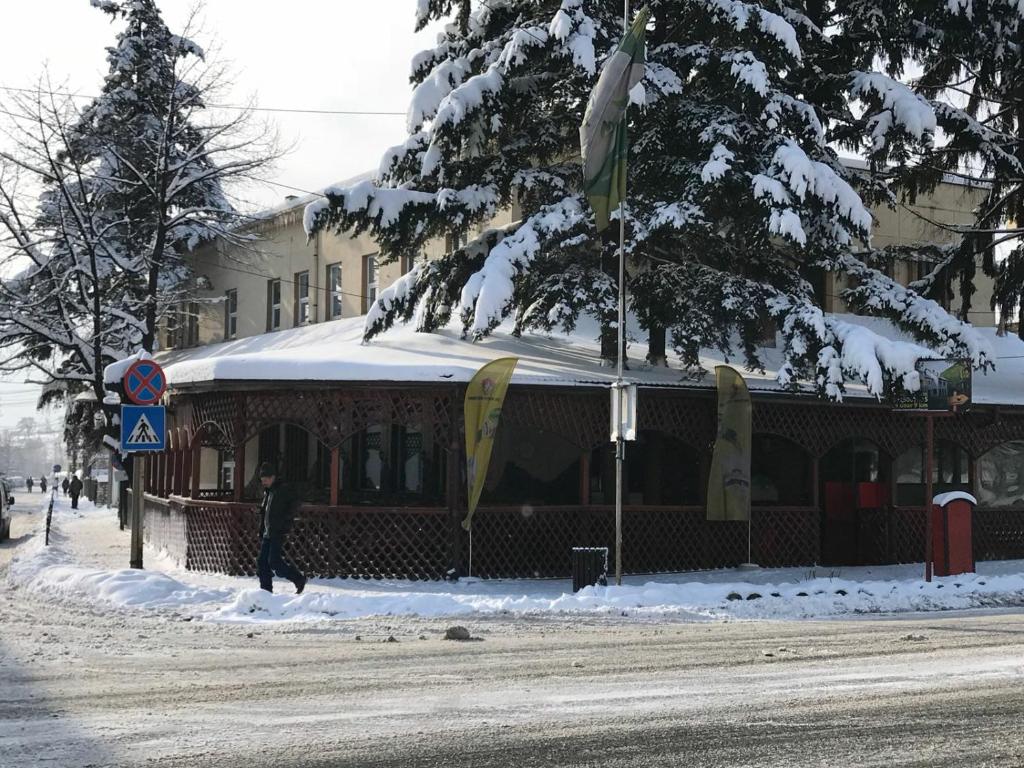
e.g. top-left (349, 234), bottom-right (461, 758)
top-left (260, 585), bottom-right (273, 594)
top-left (295, 575), bottom-right (307, 595)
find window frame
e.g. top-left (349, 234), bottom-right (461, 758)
top-left (363, 254), bottom-right (379, 314)
top-left (267, 279), bottom-right (282, 331)
top-left (326, 263), bottom-right (343, 320)
top-left (224, 289), bottom-right (238, 340)
top-left (295, 270), bottom-right (311, 326)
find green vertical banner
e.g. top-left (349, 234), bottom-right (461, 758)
top-left (463, 357), bottom-right (518, 531)
top-left (579, 5), bottom-right (650, 232)
top-left (707, 366), bottom-right (751, 521)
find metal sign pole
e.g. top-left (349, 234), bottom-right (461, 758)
top-left (924, 413), bottom-right (934, 583)
top-left (130, 455), bottom-right (146, 569)
top-left (613, 0), bottom-right (630, 588)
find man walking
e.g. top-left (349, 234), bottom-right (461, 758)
top-left (256, 463), bottom-right (306, 594)
top-left (69, 474), bottom-right (83, 510)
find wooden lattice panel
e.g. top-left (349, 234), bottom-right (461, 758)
top-left (639, 393), bottom-right (715, 452)
top-left (891, 507), bottom-right (927, 564)
top-left (187, 393), bottom-right (241, 447)
top-left (973, 507), bottom-right (1024, 562)
top-left (503, 389), bottom-right (608, 451)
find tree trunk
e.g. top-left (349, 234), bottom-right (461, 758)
top-left (647, 324), bottom-right (667, 366)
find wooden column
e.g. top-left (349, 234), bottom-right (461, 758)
top-left (178, 429), bottom-right (190, 497)
top-left (330, 446), bottom-right (341, 506)
top-left (234, 441), bottom-right (246, 502)
top-left (163, 435), bottom-right (174, 497)
top-left (190, 435), bottom-right (203, 499)
top-left (579, 450), bottom-right (591, 505)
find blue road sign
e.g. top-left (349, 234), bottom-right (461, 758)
top-left (120, 405), bottom-right (166, 453)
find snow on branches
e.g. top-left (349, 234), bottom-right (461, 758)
top-left (305, 0), bottom-right (1001, 400)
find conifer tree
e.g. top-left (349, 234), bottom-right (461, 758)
top-left (306, 0), bottom-right (992, 399)
top-left (888, 1), bottom-right (1023, 337)
top-left (0, 0), bottom-right (273, 407)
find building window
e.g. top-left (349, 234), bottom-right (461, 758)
top-left (185, 301), bottom-right (199, 347)
top-left (364, 255), bottom-right (378, 313)
top-left (165, 307), bottom-right (179, 349)
top-left (401, 253), bottom-right (416, 275)
top-left (224, 290), bottom-right (238, 340)
top-left (445, 231), bottom-right (469, 252)
top-left (326, 263), bottom-right (343, 319)
top-left (295, 271), bottom-right (310, 325)
top-left (267, 279), bottom-right (281, 331)
top-left (218, 450), bottom-right (235, 491)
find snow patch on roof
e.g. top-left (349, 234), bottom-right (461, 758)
top-left (158, 312), bottom-right (1024, 407)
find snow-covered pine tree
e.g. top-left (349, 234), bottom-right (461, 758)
top-left (883, 1), bottom-right (1023, 337)
top-left (75, 0), bottom-right (270, 354)
top-left (0, 0), bottom-right (273, 410)
top-left (306, 0), bottom-right (992, 399)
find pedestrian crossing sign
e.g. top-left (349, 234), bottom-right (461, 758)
top-left (120, 405), bottom-right (166, 453)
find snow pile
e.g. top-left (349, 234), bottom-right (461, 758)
top-left (7, 508), bottom-right (231, 613)
top-left (12, 498), bottom-right (1024, 624)
top-left (210, 567), bottom-right (1024, 624)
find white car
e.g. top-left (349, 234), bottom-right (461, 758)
top-left (0, 480), bottom-right (11, 540)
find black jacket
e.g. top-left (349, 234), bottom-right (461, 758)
top-left (260, 480), bottom-right (297, 539)
top-left (69, 477), bottom-right (83, 495)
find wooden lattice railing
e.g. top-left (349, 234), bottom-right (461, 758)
top-left (139, 494), bottom-right (1024, 581)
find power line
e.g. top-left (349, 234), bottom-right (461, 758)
top-left (0, 84), bottom-right (406, 117)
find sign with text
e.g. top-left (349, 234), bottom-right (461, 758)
top-left (893, 360), bottom-right (972, 413)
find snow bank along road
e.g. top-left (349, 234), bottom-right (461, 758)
top-left (3, 507), bottom-right (1024, 766)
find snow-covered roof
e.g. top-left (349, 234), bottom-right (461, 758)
top-left (249, 172), bottom-right (375, 223)
top-left (158, 314), bottom-right (1024, 407)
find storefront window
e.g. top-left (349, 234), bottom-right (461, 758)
top-left (895, 440), bottom-right (971, 506)
top-left (977, 441), bottom-right (1024, 508)
top-left (751, 435), bottom-right (811, 506)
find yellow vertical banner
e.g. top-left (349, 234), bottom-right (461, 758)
top-left (706, 366), bottom-right (752, 522)
top-left (463, 357), bottom-right (518, 531)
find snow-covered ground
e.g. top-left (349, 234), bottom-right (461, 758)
top-left (9, 496), bottom-right (1024, 625)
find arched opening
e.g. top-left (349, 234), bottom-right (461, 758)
top-left (481, 420), bottom-right (582, 506)
top-left (977, 441), bottom-right (1024, 508)
top-left (894, 439), bottom-right (972, 507)
top-left (751, 434), bottom-right (812, 506)
top-left (340, 422), bottom-right (445, 506)
top-left (819, 439), bottom-right (891, 565)
top-left (243, 423), bottom-right (331, 502)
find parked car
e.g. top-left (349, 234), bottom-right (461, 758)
top-left (0, 480), bottom-right (11, 540)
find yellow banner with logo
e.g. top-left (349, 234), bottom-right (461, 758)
top-left (706, 365), bottom-right (751, 521)
top-left (463, 357), bottom-right (518, 531)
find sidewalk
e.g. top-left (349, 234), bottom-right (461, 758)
top-left (8, 495), bottom-right (1024, 625)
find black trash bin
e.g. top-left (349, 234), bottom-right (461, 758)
top-left (571, 547), bottom-right (609, 592)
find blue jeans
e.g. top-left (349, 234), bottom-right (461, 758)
top-left (257, 536), bottom-right (303, 592)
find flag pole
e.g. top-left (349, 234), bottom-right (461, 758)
top-left (614, 0), bottom-right (630, 587)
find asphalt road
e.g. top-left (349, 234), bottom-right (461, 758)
top-left (2, 501), bottom-right (1024, 767)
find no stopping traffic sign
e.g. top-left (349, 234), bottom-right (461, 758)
top-left (123, 359), bottom-right (167, 405)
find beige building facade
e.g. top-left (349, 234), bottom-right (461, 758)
top-left (164, 172), bottom-right (996, 357)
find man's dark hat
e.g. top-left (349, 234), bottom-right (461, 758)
top-left (258, 463), bottom-right (277, 478)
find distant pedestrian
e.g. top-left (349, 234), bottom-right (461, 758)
top-left (69, 475), bottom-right (83, 510)
top-left (26, 477), bottom-right (33, 492)
top-left (62, 477), bottom-right (70, 496)
top-left (256, 463), bottom-right (306, 595)
top-left (39, 476), bottom-right (47, 493)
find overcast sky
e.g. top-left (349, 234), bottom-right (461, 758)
top-left (0, 0), bottom-right (435, 428)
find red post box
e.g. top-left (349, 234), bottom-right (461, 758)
top-left (931, 492), bottom-right (976, 577)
